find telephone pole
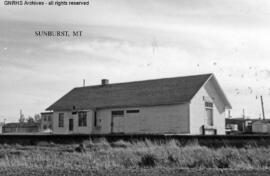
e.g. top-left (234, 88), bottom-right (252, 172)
top-left (260, 95), bottom-right (265, 120)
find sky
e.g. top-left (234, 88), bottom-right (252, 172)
top-left (1, 0), bottom-right (270, 122)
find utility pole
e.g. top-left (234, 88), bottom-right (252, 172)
top-left (83, 79), bottom-right (85, 87)
top-left (242, 109), bottom-right (245, 119)
top-left (260, 95), bottom-right (265, 120)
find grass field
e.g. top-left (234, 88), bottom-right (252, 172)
top-left (0, 139), bottom-right (270, 175)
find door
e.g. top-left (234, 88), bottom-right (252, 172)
top-left (205, 108), bottom-right (213, 126)
top-left (111, 110), bottom-right (125, 133)
top-left (113, 116), bottom-right (125, 133)
top-left (204, 102), bottom-right (213, 126)
top-left (69, 119), bottom-right (73, 131)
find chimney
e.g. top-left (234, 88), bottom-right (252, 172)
top-left (101, 79), bottom-right (109, 85)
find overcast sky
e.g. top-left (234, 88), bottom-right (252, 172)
top-left (1, 0), bottom-right (270, 122)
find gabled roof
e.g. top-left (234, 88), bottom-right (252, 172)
top-left (46, 73), bottom-right (229, 111)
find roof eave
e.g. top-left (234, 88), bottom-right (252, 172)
top-left (45, 88), bottom-right (76, 111)
top-left (189, 73), bottom-right (213, 101)
top-left (47, 101), bottom-right (190, 112)
top-left (210, 74), bottom-right (232, 109)
top-left (189, 73), bottom-right (232, 109)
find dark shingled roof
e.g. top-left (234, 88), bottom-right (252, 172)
top-left (46, 73), bottom-right (213, 111)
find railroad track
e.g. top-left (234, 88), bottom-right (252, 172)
top-left (0, 133), bottom-right (270, 147)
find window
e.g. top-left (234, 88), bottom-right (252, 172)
top-left (205, 102), bottom-right (213, 108)
top-left (48, 116), bottom-right (51, 121)
top-left (43, 125), bottom-right (47, 130)
top-left (112, 110), bottom-right (124, 116)
top-left (44, 116), bottom-right (47, 121)
top-left (205, 102), bottom-right (213, 126)
top-left (78, 111), bottom-right (87, 127)
top-left (126, 109), bottom-right (140, 113)
top-left (48, 125), bottom-right (52, 129)
top-left (58, 113), bottom-right (64, 127)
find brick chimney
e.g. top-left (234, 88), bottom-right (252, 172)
top-left (101, 79), bottom-right (109, 85)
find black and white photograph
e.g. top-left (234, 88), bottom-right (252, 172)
top-left (1, 0), bottom-right (270, 175)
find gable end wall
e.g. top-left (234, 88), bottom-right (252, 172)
top-left (190, 81), bottom-right (226, 135)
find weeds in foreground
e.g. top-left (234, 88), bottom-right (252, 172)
top-left (138, 153), bottom-right (158, 167)
top-left (0, 140), bottom-right (270, 170)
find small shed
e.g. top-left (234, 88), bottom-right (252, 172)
top-left (2, 122), bottom-right (40, 133)
top-left (252, 120), bottom-right (270, 133)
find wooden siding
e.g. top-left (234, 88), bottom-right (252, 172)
top-left (93, 104), bottom-right (190, 134)
top-left (252, 121), bottom-right (270, 133)
top-left (53, 111), bottom-right (93, 134)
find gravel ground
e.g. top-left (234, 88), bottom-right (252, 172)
top-left (1, 167), bottom-right (270, 176)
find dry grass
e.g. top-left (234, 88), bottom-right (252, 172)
top-left (0, 139), bottom-right (270, 171)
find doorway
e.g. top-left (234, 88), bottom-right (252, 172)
top-left (111, 110), bottom-right (124, 133)
top-left (204, 102), bottom-right (213, 126)
top-left (69, 119), bottom-right (74, 131)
